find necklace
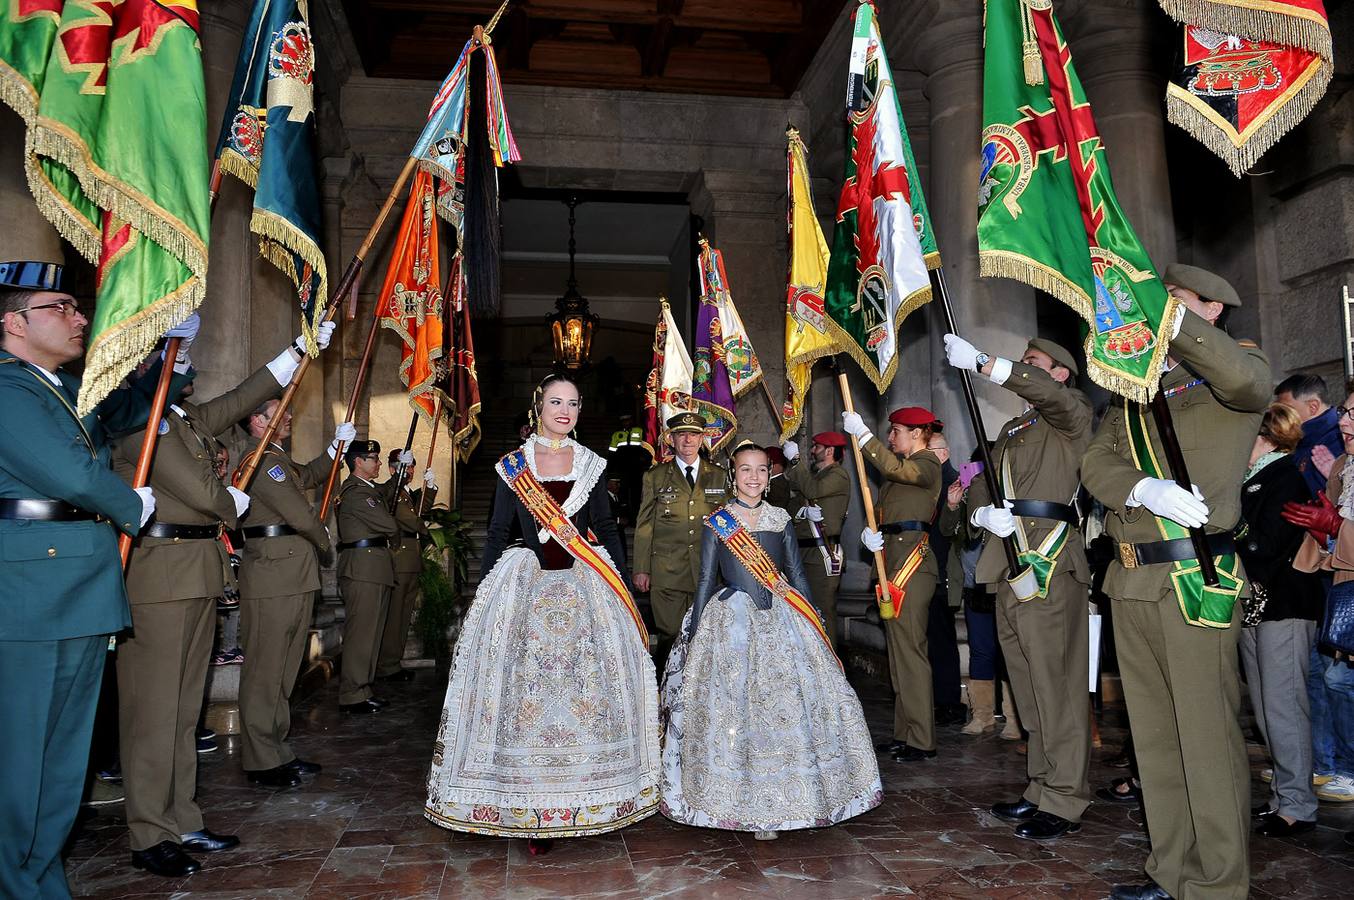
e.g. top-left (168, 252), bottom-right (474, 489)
top-left (733, 496), bottom-right (764, 509)
top-left (532, 433), bottom-right (571, 453)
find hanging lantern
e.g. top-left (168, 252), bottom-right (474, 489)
top-left (547, 196), bottom-right (598, 370)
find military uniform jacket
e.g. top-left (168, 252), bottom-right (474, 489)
top-left (633, 457), bottom-right (729, 591)
top-left (238, 445), bottom-right (332, 598)
top-left (116, 366), bottom-right (282, 605)
top-left (862, 439), bottom-right (942, 578)
top-left (390, 485), bottom-right (435, 575)
top-left (965, 364), bottom-right (1092, 586)
top-left (0, 354), bottom-right (178, 640)
top-left (336, 474), bottom-right (399, 586)
top-left (784, 462), bottom-right (850, 546)
top-left (1083, 312), bottom-right (1270, 601)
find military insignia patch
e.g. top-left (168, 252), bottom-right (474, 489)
top-left (158, 418), bottom-right (170, 435)
top-left (267, 465), bottom-right (286, 483)
top-left (367, 497), bottom-right (378, 508)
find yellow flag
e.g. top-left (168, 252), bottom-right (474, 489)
top-left (782, 128), bottom-right (837, 440)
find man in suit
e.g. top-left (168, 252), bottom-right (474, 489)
top-left (942, 335), bottom-right (1093, 841)
top-left (633, 412), bottom-right (728, 659)
top-left (237, 399), bottom-right (353, 788)
top-left (780, 432), bottom-right (851, 647)
top-left (0, 261), bottom-right (163, 898)
top-left (1083, 264), bottom-right (1270, 900)
top-left (335, 440), bottom-right (400, 713)
top-left (114, 318), bottom-right (337, 877)
top-left (376, 449), bottom-right (437, 683)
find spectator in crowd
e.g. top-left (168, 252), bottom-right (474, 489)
top-left (1275, 373), bottom-right (1343, 498)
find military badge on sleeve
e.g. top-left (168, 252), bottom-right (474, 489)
top-left (367, 497), bottom-right (378, 508)
top-left (158, 418), bottom-right (170, 435)
top-left (267, 465), bottom-right (287, 483)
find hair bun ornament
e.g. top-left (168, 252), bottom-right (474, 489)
top-left (729, 438), bottom-right (764, 456)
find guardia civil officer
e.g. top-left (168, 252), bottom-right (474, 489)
top-left (942, 335), bottom-right (1093, 841)
top-left (375, 448), bottom-right (437, 682)
top-left (1083, 265), bottom-right (1270, 900)
top-left (780, 432), bottom-right (851, 648)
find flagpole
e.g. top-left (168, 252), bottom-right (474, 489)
top-left (233, 154), bottom-right (420, 492)
top-left (758, 379), bottom-right (784, 432)
top-left (117, 337), bottom-right (181, 566)
top-left (835, 371), bottom-right (892, 605)
top-left (419, 394), bottom-right (444, 517)
top-left (318, 296), bottom-right (386, 520)
top-left (933, 269), bottom-right (1021, 575)
top-left (388, 412), bottom-right (420, 514)
top-left (1149, 393), bottom-right (1219, 586)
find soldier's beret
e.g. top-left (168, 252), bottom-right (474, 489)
top-left (889, 406), bottom-right (939, 428)
top-left (812, 431), bottom-right (847, 447)
top-left (666, 411), bottom-right (705, 434)
top-left (1162, 263), bottom-right (1241, 308)
top-left (764, 446), bottom-right (786, 466)
top-left (1026, 337), bottom-right (1080, 376)
top-left (0, 260), bottom-right (63, 291)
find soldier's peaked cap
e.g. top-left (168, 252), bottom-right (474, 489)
top-left (666, 411), bottom-right (705, 433)
top-left (1162, 263), bottom-right (1241, 308)
top-left (1026, 338), bottom-right (1079, 376)
top-left (345, 439), bottom-right (381, 457)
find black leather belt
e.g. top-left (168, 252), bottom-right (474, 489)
top-left (1118, 533), bottom-right (1236, 569)
top-left (242, 524), bottom-right (297, 540)
top-left (0, 498), bottom-right (100, 521)
top-left (1008, 499), bottom-right (1079, 525)
top-left (798, 538), bottom-right (840, 549)
top-left (400, 530), bottom-right (419, 539)
top-left (879, 520), bottom-right (928, 534)
top-left (143, 522), bottom-right (223, 540)
top-left (339, 537), bottom-right (388, 552)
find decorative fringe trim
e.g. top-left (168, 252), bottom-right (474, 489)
top-left (453, 398), bottom-right (482, 464)
top-left (0, 61), bottom-right (39, 125)
top-left (25, 136), bottom-right (100, 263)
top-left (1165, 57), bottom-right (1332, 177)
top-left (821, 283), bottom-right (932, 395)
top-left (1157, 0), bottom-right (1332, 59)
top-left (979, 249), bottom-right (1179, 404)
top-left (693, 398), bottom-right (739, 456)
top-left (922, 250), bottom-right (942, 272)
top-left (250, 208), bottom-right (329, 357)
top-left (216, 149), bottom-right (261, 191)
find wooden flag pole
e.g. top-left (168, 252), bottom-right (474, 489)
top-left (387, 412), bottom-right (420, 514)
top-left (233, 154), bottom-right (419, 492)
top-left (836, 371), bottom-right (892, 598)
top-left (758, 379), bottom-right (784, 432)
top-left (419, 395), bottom-right (445, 517)
top-left (318, 299), bottom-right (386, 520)
top-left (118, 336), bottom-right (182, 566)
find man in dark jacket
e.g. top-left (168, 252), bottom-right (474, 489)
top-left (1275, 373), bottom-right (1343, 498)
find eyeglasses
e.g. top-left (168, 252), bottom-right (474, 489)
top-left (20, 298), bottom-right (80, 317)
top-left (1336, 406), bottom-right (1354, 421)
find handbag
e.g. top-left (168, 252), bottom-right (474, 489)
top-left (1320, 579), bottom-right (1354, 656)
top-left (1241, 580), bottom-right (1268, 627)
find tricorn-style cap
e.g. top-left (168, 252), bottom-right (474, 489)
top-left (0, 260), bottom-right (63, 291)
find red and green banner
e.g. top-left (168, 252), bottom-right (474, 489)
top-left (1158, 0), bottom-right (1332, 177)
top-left (0, 0), bottom-right (209, 415)
top-left (977, 0), bottom-right (1175, 403)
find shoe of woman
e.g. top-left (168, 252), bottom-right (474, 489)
top-left (526, 838), bottom-right (554, 856)
top-left (754, 830), bottom-right (778, 840)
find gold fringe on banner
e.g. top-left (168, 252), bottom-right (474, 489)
top-left (250, 208), bottom-right (330, 357)
top-left (1157, 0), bottom-right (1333, 59)
top-left (217, 148), bottom-right (262, 190)
top-left (821, 282), bottom-right (932, 396)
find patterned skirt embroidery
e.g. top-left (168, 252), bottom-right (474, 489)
top-left (659, 589), bottom-right (882, 832)
top-left (425, 547), bottom-right (661, 837)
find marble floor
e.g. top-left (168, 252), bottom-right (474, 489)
top-left (65, 672), bottom-right (1354, 899)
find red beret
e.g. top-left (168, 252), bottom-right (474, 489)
top-left (888, 406), bottom-right (938, 427)
top-left (764, 446), bottom-right (786, 466)
top-left (812, 431), bottom-right (847, 447)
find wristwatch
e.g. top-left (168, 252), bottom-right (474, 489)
top-left (975, 351), bottom-right (992, 369)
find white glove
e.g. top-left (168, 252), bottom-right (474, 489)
top-left (314, 320), bottom-right (336, 351)
top-left (1127, 477), bottom-right (1210, 529)
top-left (782, 440), bottom-right (799, 461)
top-left (398, 449), bottom-right (415, 467)
top-left (423, 468), bottom-right (437, 490)
top-left (266, 346), bottom-right (301, 386)
top-left (971, 503), bottom-right (1016, 538)
top-left (861, 527), bottom-right (884, 553)
top-left (226, 486), bottom-right (251, 518)
top-left (841, 411), bottom-right (871, 441)
top-left (164, 313), bottom-right (200, 341)
top-left (328, 421), bottom-right (357, 458)
top-left (943, 333), bottom-right (980, 371)
top-left (135, 486), bottom-right (156, 529)
top-left (802, 504), bottom-right (824, 523)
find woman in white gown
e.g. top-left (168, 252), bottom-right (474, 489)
top-left (660, 441), bottom-right (882, 840)
top-left (425, 375), bottom-right (660, 853)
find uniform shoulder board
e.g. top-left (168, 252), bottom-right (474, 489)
top-left (1237, 338), bottom-right (1260, 349)
top-left (267, 464), bottom-right (287, 482)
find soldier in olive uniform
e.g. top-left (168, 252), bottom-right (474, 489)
top-left (780, 432), bottom-right (851, 648)
top-left (236, 400), bottom-right (352, 788)
top-left (0, 262), bottom-right (164, 898)
top-left (942, 335), bottom-right (1093, 841)
top-left (633, 412), bottom-right (729, 658)
top-left (1083, 265), bottom-right (1269, 900)
top-left (376, 449), bottom-right (437, 682)
top-left (765, 445), bottom-right (797, 512)
top-left (336, 440), bottom-right (400, 712)
top-left (114, 319), bottom-right (336, 877)
top-left (844, 406), bottom-right (943, 762)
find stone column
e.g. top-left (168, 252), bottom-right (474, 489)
top-left (918, 3), bottom-right (1038, 456)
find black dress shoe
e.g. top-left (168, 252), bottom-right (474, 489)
top-left (283, 758), bottom-right (322, 776)
top-left (1109, 881), bottom-right (1172, 900)
top-left (340, 699), bottom-right (381, 714)
top-left (368, 696), bottom-right (389, 709)
top-left (1096, 777), bottom-right (1142, 805)
top-left (131, 840), bottom-right (201, 877)
top-left (991, 798), bottom-right (1039, 821)
top-left (379, 668), bottom-right (416, 682)
top-left (247, 765), bottom-right (303, 788)
top-left (875, 739), bottom-right (906, 754)
top-left (1014, 810), bottom-right (1081, 840)
top-left (179, 828), bottom-right (240, 853)
top-left (1251, 804), bottom-right (1277, 820)
top-left (1256, 816), bottom-right (1316, 838)
top-left (892, 746), bottom-right (937, 762)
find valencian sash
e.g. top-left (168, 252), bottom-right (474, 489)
top-left (1002, 454), bottom-right (1073, 603)
top-left (706, 508), bottom-right (838, 662)
top-left (878, 536), bottom-right (929, 621)
top-left (497, 450), bottom-right (648, 647)
top-left (1124, 399), bottom-right (1242, 628)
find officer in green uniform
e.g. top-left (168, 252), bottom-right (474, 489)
top-left (942, 334), bottom-right (1093, 841)
top-left (376, 448), bottom-right (437, 682)
top-left (1083, 265), bottom-right (1269, 900)
top-left (844, 405), bottom-right (943, 762)
top-left (114, 318), bottom-right (336, 877)
top-left (633, 412), bottom-right (728, 658)
top-left (0, 262), bottom-right (165, 898)
top-left (236, 400), bottom-right (350, 788)
top-left (335, 439), bottom-right (400, 712)
top-left (780, 431), bottom-right (851, 648)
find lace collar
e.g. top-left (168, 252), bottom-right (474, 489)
top-left (725, 500), bottom-right (790, 534)
top-left (509, 436), bottom-right (607, 521)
